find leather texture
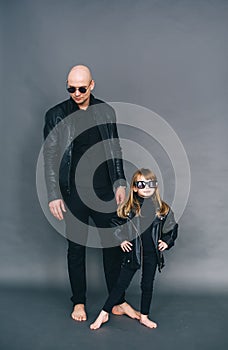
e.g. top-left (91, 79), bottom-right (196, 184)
top-left (43, 95), bottom-right (126, 202)
top-left (112, 209), bottom-right (178, 272)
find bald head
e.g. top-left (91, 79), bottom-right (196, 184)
top-left (68, 65), bottom-right (92, 83)
top-left (67, 65), bottom-right (95, 109)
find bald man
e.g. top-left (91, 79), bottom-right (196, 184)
top-left (43, 65), bottom-right (139, 322)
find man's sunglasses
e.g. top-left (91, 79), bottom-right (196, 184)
top-left (134, 180), bottom-right (158, 189)
top-left (66, 81), bottom-right (91, 94)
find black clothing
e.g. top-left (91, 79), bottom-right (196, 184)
top-left (43, 94), bottom-right (126, 306)
top-left (139, 197), bottom-right (156, 252)
top-left (103, 197), bottom-right (178, 315)
top-left (68, 240), bottom-right (124, 306)
top-left (64, 185), bottom-right (123, 305)
top-left (141, 224), bottom-right (154, 251)
top-left (70, 108), bottom-right (111, 189)
top-left (103, 264), bottom-right (136, 313)
top-left (43, 94), bottom-right (126, 202)
top-left (63, 186), bottom-right (116, 242)
top-left (113, 202), bottom-right (178, 272)
top-left (140, 248), bottom-right (158, 315)
top-left (103, 245), bottom-right (158, 315)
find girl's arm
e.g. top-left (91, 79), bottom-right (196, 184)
top-left (111, 214), bottom-right (129, 243)
top-left (161, 210), bottom-right (178, 250)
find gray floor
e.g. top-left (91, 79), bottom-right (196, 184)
top-left (0, 286), bottom-right (227, 350)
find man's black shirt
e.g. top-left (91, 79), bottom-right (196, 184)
top-left (70, 108), bottom-right (112, 190)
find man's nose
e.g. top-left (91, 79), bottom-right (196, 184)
top-left (75, 88), bottom-right (81, 96)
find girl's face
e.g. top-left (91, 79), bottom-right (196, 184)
top-left (133, 175), bottom-right (156, 198)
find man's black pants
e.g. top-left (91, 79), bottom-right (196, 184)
top-left (63, 186), bottom-right (125, 306)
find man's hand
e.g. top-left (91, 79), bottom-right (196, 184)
top-left (49, 199), bottom-right (66, 220)
top-left (115, 187), bottom-right (126, 205)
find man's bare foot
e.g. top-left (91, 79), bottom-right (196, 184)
top-left (90, 310), bottom-right (109, 330)
top-left (140, 314), bottom-right (157, 329)
top-left (112, 302), bottom-right (140, 319)
top-left (71, 304), bottom-right (87, 322)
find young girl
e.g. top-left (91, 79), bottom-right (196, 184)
top-left (90, 168), bottom-right (178, 330)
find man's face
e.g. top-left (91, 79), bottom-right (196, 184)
top-left (67, 71), bottom-right (94, 109)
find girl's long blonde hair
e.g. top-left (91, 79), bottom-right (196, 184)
top-left (117, 168), bottom-right (169, 218)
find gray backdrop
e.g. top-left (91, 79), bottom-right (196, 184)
top-left (1, 0), bottom-right (227, 294)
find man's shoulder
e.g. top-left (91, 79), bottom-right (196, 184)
top-left (45, 98), bottom-right (76, 120)
top-left (91, 95), bottom-right (116, 120)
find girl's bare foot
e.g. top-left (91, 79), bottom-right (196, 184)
top-left (90, 310), bottom-right (109, 330)
top-left (140, 314), bottom-right (157, 329)
top-left (112, 302), bottom-right (140, 319)
top-left (71, 304), bottom-right (87, 322)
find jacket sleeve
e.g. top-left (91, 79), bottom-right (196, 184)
top-left (161, 209), bottom-right (178, 250)
top-left (112, 122), bottom-right (127, 188)
top-left (111, 214), bottom-right (129, 244)
top-left (107, 107), bottom-right (127, 189)
top-left (43, 109), bottom-right (62, 202)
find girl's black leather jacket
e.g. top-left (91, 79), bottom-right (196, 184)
top-left (43, 95), bottom-right (126, 202)
top-left (112, 209), bottom-right (178, 272)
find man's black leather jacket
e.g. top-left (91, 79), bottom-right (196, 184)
top-left (43, 95), bottom-right (126, 202)
top-left (113, 209), bottom-right (178, 272)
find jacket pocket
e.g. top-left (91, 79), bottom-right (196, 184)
top-left (158, 251), bottom-right (165, 272)
top-left (121, 239), bottom-right (141, 270)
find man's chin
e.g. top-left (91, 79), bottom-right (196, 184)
top-left (75, 99), bottom-right (83, 104)
top-left (74, 97), bottom-right (88, 106)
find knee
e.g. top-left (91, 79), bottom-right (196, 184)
top-left (67, 241), bottom-right (85, 258)
top-left (115, 268), bottom-right (135, 289)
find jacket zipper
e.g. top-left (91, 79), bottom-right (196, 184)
top-left (127, 217), bottom-right (143, 270)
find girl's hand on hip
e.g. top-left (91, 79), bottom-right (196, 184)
top-left (121, 240), bottom-right (133, 252)
top-left (158, 240), bottom-right (168, 251)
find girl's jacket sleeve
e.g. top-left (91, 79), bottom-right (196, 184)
top-left (111, 214), bottom-right (128, 244)
top-left (161, 209), bottom-right (178, 249)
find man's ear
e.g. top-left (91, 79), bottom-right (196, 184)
top-left (90, 80), bottom-right (95, 91)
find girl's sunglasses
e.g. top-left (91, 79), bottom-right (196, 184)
top-left (134, 180), bottom-right (158, 189)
